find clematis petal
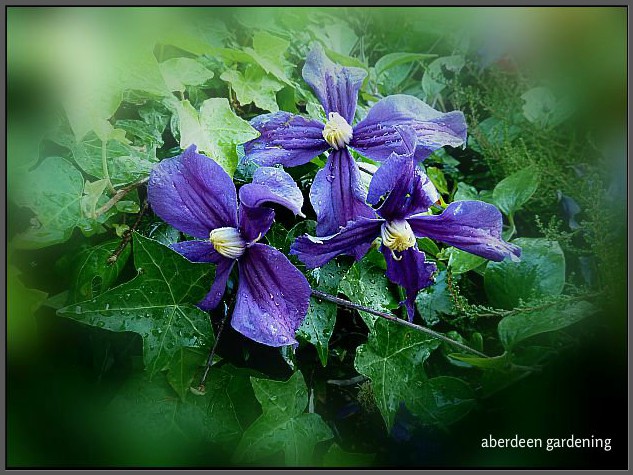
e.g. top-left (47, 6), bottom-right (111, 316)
top-left (291, 217), bottom-right (384, 269)
top-left (231, 244), bottom-right (311, 347)
top-left (309, 148), bottom-right (375, 236)
top-left (170, 240), bottom-right (223, 264)
top-left (244, 112), bottom-right (329, 167)
top-left (239, 206), bottom-right (275, 244)
top-left (302, 43), bottom-right (367, 124)
top-left (408, 201), bottom-right (522, 261)
top-left (351, 95), bottom-right (467, 162)
top-left (148, 145), bottom-right (238, 238)
top-left (382, 245), bottom-right (437, 322)
top-left (239, 167), bottom-right (305, 217)
top-left (368, 151), bottom-right (439, 221)
top-left (198, 257), bottom-right (236, 311)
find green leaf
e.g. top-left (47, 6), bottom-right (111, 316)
top-left (234, 371), bottom-right (333, 466)
top-left (498, 300), bottom-right (598, 349)
top-left (484, 238), bottom-right (565, 309)
top-left (167, 347), bottom-right (209, 401)
top-left (447, 248), bottom-right (486, 274)
top-left (68, 239), bottom-right (132, 304)
top-left (447, 352), bottom-right (510, 370)
top-left (171, 98), bottom-right (259, 176)
top-left (58, 233), bottom-right (216, 377)
top-left (469, 116), bottom-right (521, 154)
top-left (322, 443), bottom-right (375, 467)
top-left (324, 48), bottom-right (367, 70)
top-left (64, 85), bottom-right (122, 141)
top-left (297, 260), bottom-right (352, 366)
top-left (105, 365), bottom-right (259, 459)
top-left (159, 57), bottom-right (214, 93)
top-left (426, 166), bottom-right (449, 195)
top-left (221, 65), bottom-right (285, 112)
top-left (12, 157), bottom-right (84, 249)
top-left (375, 52), bottom-right (435, 77)
top-left (492, 166), bottom-right (539, 217)
top-left (415, 269), bottom-right (455, 326)
top-left (339, 259), bottom-right (399, 329)
top-left (421, 55), bottom-right (465, 100)
top-left (80, 179), bottom-right (109, 219)
top-left (521, 87), bottom-right (573, 129)
top-left (7, 265), bottom-right (48, 358)
top-left (406, 376), bottom-right (475, 428)
top-left (243, 31), bottom-right (292, 84)
top-left (72, 132), bottom-right (156, 187)
top-left (354, 318), bottom-right (441, 430)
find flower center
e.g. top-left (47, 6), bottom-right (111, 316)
top-left (322, 112), bottom-right (353, 150)
top-left (381, 220), bottom-right (416, 255)
top-left (209, 227), bottom-right (246, 259)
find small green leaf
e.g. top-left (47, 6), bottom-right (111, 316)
top-left (375, 52), bottom-right (435, 77)
top-left (167, 347), bottom-right (208, 401)
top-left (499, 300), bottom-right (598, 349)
top-left (415, 269), bottom-right (455, 326)
top-left (426, 166), bottom-right (449, 195)
top-left (58, 233), bottom-right (216, 376)
top-left (421, 55), bottom-right (465, 100)
top-left (234, 371), bottom-right (333, 466)
top-left (171, 98), bottom-right (259, 176)
top-left (521, 87), bottom-right (573, 129)
top-left (298, 260), bottom-right (352, 366)
top-left (68, 239), bottom-right (131, 304)
top-left (485, 238), bottom-right (565, 309)
top-left (448, 352), bottom-right (510, 370)
top-left (159, 57), bottom-right (214, 93)
top-left (492, 166), bottom-right (539, 217)
top-left (406, 376), bottom-right (475, 428)
top-left (221, 65), bottom-right (285, 112)
top-left (354, 319), bottom-right (441, 430)
top-left (81, 179), bottom-right (109, 219)
top-left (12, 157), bottom-right (84, 249)
top-left (339, 259), bottom-right (399, 329)
top-left (447, 248), bottom-right (486, 274)
top-left (243, 31), bottom-right (292, 84)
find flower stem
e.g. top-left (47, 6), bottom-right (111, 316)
top-left (101, 139), bottom-right (116, 195)
top-left (311, 289), bottom-right (489, 358)
top-left (95, 177), bottom-right (149, 218)
top-left (107, 200), bottom-right (148, 265)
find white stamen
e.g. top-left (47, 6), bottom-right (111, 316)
top-left (322, 112), bottom-right (353, 150)
top-left (209, 227), bottom-right (246, 259)
top-left (381, 220), bottom-right (416, 255)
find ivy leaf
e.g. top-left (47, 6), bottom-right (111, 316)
top-left (406, 376), bottom-right (475, 428)
top-left (80, 179), bottom-right (109, 219)
top-left (492, 166), bottom-right (539, 217)
top-left (171, 98), bottom-right (259, 176)
top-left (485, 238), bottom-right (565, 309)
top-left (415, 269), bottom-right (455, 326)
top-left (297, 260), bottom-right (352, 367)
top-left (159, 57), bottom-right (214, 93)
top-left (58, 233), bottom-right (216, 377)
top-left (67, 239), bottom-right (132, 304)
top-left (12, 157), bottom-right (84, 249)
top-left (234, 371), bottom-right (333, 466)
top-left (167, 347), bottom-right (208, 401)
top-left (354, 319), bottom-right (441, 430)
top-left (221, 65), bottom-right (285, 113)
top-left (339, 259), bottom-right (399, 329)
top-left (72, 132), bottom-right (157, 187)
top-left (105, 364), bottom-right (260, 461)
top-left (498, 300), bottom-right (598, 349)
top-left (243, 31), bottom-right (292, 84)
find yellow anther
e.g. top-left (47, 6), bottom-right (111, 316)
top-left (322, 112), bottom-right (353, 150)
top-left (381, 220), bottom-right (416, 253)
top-left (209, 227), bottom-right (246, 259)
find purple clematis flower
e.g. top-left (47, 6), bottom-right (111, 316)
top-left (291, 128), bottom-right (520, 321)
top-left (244, 43), bottom-right (467, 239)
top-left (148, 145), bottom-right (311, 347)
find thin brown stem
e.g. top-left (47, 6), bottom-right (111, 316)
top-left (195, 310), bottom-right (230, 394)
top-left (311, 289), bottom-right (488, 358)
top-left (96, 177), bottom-right (149, 218)
top-left (107, 200), bottom-right (148, 265)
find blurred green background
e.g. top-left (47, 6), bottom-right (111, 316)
top-left (7, 7), bottom-right (627, 468)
